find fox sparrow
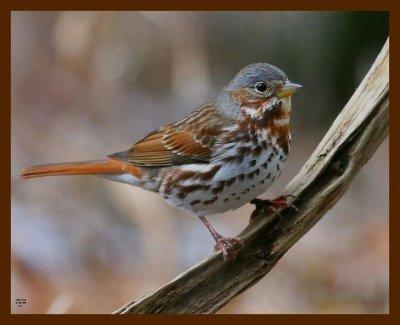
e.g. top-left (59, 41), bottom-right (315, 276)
top-left (21, 63), bottom-right (301, 259)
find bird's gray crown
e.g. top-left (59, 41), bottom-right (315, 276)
top-left (226, 63), bottom-right (288, 90)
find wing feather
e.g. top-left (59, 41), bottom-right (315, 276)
top-left (108, 104), bottom-right (232, 167)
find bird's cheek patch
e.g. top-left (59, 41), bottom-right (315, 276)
top-left (241, 106), bottom-right (259, 119)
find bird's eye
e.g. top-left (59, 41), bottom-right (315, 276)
top-left (255, 82), bottom-right (268, 93)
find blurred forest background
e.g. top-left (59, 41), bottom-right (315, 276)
top-left (11, 11), bottom-right (389, 314)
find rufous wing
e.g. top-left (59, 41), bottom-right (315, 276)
top-left (108, 104), bottom-right (227, 167)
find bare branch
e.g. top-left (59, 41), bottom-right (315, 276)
top-left (114, 38), bottom-right (389, 314)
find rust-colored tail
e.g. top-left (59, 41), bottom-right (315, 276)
top-left (20, 159), bottom-right (141, 180)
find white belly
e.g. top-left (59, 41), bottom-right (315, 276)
top-left (161, 145), bottom-right (287, 215)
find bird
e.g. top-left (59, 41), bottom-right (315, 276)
top-left (20, 63), bottom-right (301, 259)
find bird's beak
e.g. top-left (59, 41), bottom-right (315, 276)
top-left (277, 82), bottom-right (302, 98)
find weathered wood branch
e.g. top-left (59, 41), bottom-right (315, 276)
top-left (114, 38), bottom-right (389, 314)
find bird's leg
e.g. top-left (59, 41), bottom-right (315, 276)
top-left (198, 216), bottom-right (243, 260)
top-left (249, 195), bottom-right (298, 223)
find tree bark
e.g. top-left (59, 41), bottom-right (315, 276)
top-left (114, 38), bottom-right (389, 314)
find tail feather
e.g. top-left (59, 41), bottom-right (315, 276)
top-left (20, 159), bottom-right (141, 180)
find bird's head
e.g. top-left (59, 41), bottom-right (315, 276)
top-left (216, 63), bottom-right (301, 123)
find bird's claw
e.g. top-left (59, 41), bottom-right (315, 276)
top-left (214, 237), bottom-right (243, 261)
top-left (250, 196), bottom-right (298, 223)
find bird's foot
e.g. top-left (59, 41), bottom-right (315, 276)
top-left (250, 196), bottom-right (298, 223)
top-left (214, 236), bottom-right (243, 261)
